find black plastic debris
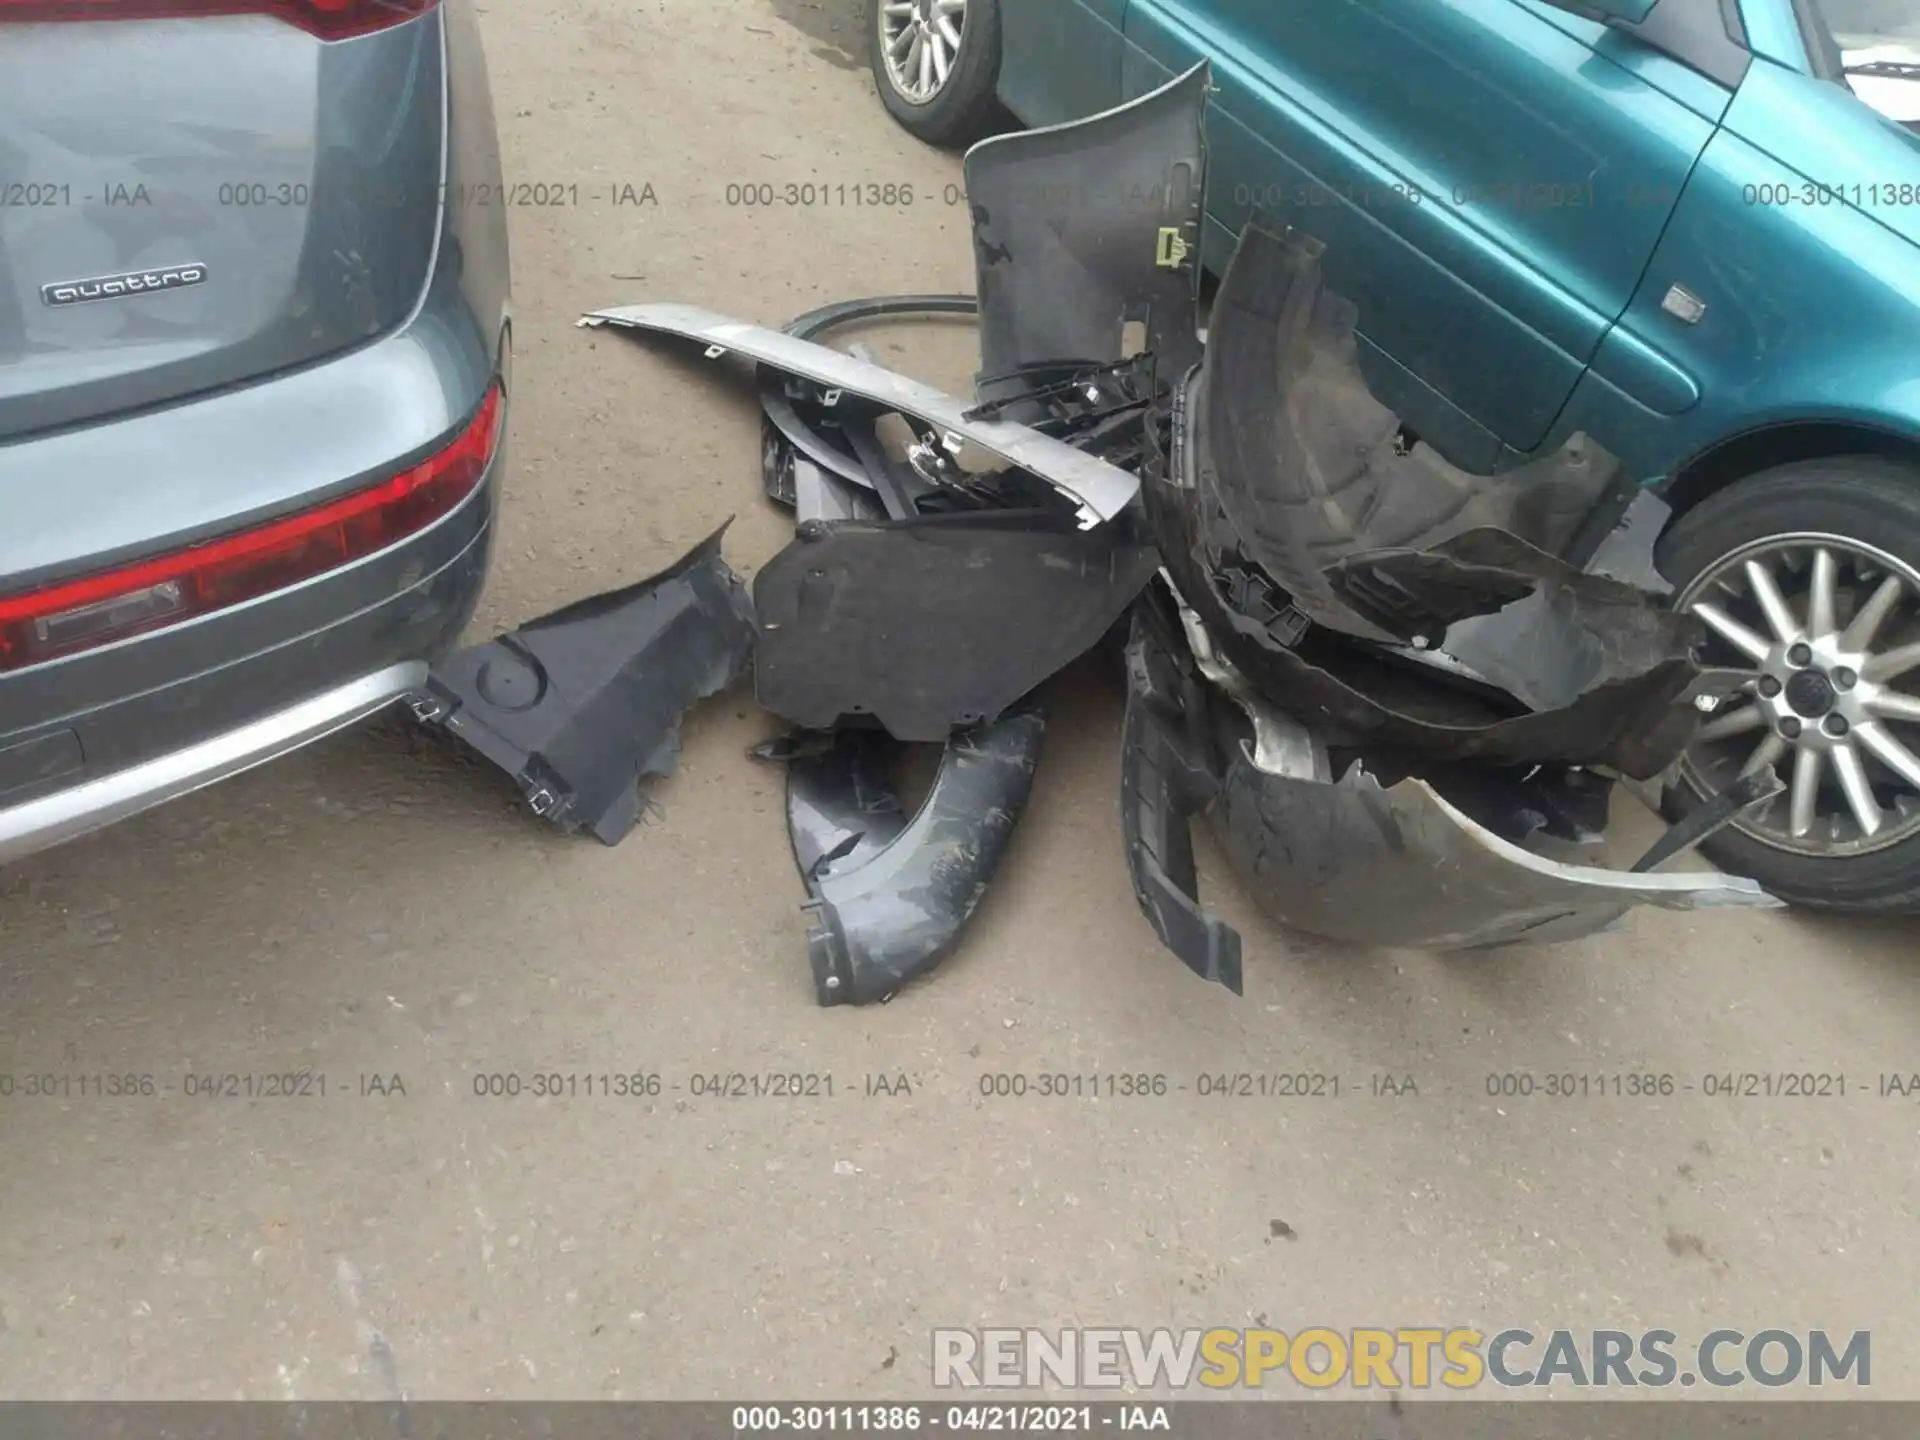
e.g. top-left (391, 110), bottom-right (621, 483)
top-left (1118, 581), bottom-right (1779, 966)
top-left (553, 73), bottom-right (1784, 1005)
top-left (773, 704), bottom-right (1047, 1006)
top-left (409, 521), bottom-right (756, 845)
top-left (753, 511), bottom-right (1159, 742)
top-left (1323, 526), bottom-right (1705, 714)
top-left (1206, 733), bottom-right (1781, 951)
top-left (1146, 360), bottom-right (1728, 781)
top-left (1120, 604), bottom-right (1244, 995)
top-left (1196, 222), bottom-right (1633, 647)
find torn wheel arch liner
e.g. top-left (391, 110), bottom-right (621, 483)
top-left (1195, 220), bottom-right (1638, 646)
top-left (782, 702), bottom-right (1049, 1007)
top-left (1120, 590), bottom-right (1779, 969)
top-left (1143, 365), bottom-right (1722, 780)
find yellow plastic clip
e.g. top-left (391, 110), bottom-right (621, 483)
top-left (1155, 227), bottom-right (1192, 270)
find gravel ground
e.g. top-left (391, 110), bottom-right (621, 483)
top-left (0, 0), bottom-right (1915, 1401)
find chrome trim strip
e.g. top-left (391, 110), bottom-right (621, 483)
top-left (0, 662), bottom-right (425, 866)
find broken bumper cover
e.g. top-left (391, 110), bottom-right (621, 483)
top-left (1121, 599), bottom-right (1779, 975)
top-left (1209, 751), bottom-right (1783, 952)
top-left (781, 704), bottom-right (1048, 1006)
top-left (964, 61), bottom-right (1209, 393)
top-left (408, 522), bottom-right (756, 844)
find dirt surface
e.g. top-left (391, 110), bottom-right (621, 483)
top-left (2, 0), bottom-right (1918, 1402)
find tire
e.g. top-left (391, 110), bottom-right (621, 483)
top-left (868, 0), bottom-right (1002, 149)
top-left (1656, 458), bottom-right (1920, 913)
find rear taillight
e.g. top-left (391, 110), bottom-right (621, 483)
top-left (0, 0), bottom-right (437, 40)
top-left (0, 383), bottom-right (502, 674)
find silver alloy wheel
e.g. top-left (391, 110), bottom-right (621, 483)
top-left (879, 0), bottom-right (968, 105)
top-left (1677, 533), bottom-right (1920, 856)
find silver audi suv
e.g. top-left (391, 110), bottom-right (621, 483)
top-left (0, 0), bottom-right (513, 863)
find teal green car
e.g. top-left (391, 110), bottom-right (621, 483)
top-left (870, 0), bottom-right (1920, 912)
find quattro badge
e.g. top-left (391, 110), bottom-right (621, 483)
top-left (42, 263), bottom-right (208, 307)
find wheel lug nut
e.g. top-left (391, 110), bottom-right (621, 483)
top-left (1759, 675), bottom-right (1783, 698)
top-left (1781, 716), bottom-right (1803, 739)
top-left (1834, 666), bottom-right (1858, 691)
top-left (1788, 643), bottom-right (1813, 667)
top-left (1825, 714), bottom-right (1850, 737)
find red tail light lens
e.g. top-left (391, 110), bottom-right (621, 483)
top-left (0, 383), bottom-right (502, 674)
top-left (0, 0), bottom-right (438, 40)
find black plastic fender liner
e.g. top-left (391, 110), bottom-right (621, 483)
top-left (1142, 372), bottom-right (1720, 781)
top-left (752, 511), bottom-right (1160, 743)
top-left (409, 521), bottom-right (757, 845)
top-left (795, 701), bottom-right (1048, 1007)
top-left (1119, 604), bottom-right (1244, 995)
top-left (781, 729), bottom-right (909, 884)
top-left (1323, 527), bottom-right (1709, 714)
top-left (1196, 222), bottom-right (1629, 645)
top-left (964, 62), bottom-right (1210, 396)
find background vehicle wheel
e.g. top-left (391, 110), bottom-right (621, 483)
top-left (1657, 458), bottom-right (1920, 912)
top-left (868, 0), bottom-right (1001, 148)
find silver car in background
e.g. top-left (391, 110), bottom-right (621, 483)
top-left (0, 0), bottom-right (512, 863)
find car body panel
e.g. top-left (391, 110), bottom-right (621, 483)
top-left (0, 664), bottom-right (429, 865)
top-left (1736, 0), bottom-right (1817, 70)
top-left (1548, 59), bottom-right (1920, 480)
top-left (1521, 2), bottom-right (1736, 121)
top-left (0, 469), bottom-right (495, 842)
top-left (0, 269), bottom-right (499, 590)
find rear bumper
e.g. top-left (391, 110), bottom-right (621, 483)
top-left (0, 663), bottom-right (425, 867)
top-left (0, 445), bottom-right (500, 866)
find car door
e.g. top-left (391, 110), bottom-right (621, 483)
top-left (999, 0), bottom-right (1130, 127)
top-left (1123, 0), bottom-right (1728, 469)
